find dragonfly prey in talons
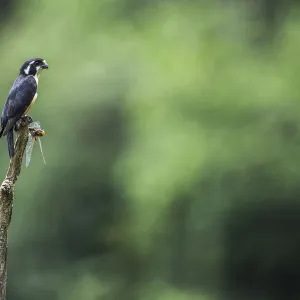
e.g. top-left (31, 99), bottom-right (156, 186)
top-left (26, 121), bottom-right (46, 167)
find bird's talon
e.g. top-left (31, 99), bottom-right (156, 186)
top-left (21, 115), bottom-right (33, 123)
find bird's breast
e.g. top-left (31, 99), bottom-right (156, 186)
top-left (32, 92), bottom-right (38, 104)
top-left (24, 93), bottom-right (38, 115)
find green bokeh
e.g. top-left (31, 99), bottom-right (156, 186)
top-left (0, 1), bottom-right (299, 299)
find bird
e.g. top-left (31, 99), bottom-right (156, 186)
top-left (0, 58), bottom-right (48, 158)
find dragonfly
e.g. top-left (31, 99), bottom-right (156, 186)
top-left (26, 121), bottom-right (46, 167)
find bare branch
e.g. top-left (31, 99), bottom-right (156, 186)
top-left (0, 116), bottom-right (32, 300)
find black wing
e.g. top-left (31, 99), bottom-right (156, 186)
top-left (1, 75), bottom-right (37, 137)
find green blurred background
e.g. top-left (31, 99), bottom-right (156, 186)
top-left (0, 0), bottom-right (300, 299)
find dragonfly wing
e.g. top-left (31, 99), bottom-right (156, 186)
top-left (28, 121), bottom-right (41, 130)
top-left (25, 135), bottom-right (35, 167)
top-left (38, 137), bottom-right (46, 164)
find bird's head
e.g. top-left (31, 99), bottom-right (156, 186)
top-left (19, 58), bottom-right (48, 76)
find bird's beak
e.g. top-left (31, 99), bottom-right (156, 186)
top-left (41, 62), bottom-right (48, 69)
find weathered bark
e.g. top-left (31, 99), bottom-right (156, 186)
top-left (0, 116), bottom-right (32, 300)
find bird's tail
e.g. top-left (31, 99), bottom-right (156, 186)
top-left (7, 129), bottom-right (14, 158)
top-left (0, 127), bottom-right (4, 138)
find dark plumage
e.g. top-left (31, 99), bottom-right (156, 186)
top-left (0, 58), bottom-right (48, 158)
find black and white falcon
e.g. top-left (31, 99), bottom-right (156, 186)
top-left (0, 58), bottom-right (48, 158)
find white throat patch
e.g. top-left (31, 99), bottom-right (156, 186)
top-left (34, 74), bottom-right (39, 85)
